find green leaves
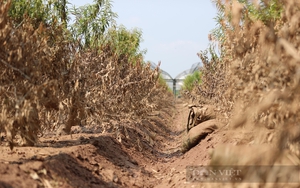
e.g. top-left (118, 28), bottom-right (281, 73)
top-left (8, 0), bottom-right (51, 25)
top-left (7, 0), bottom-right (72, 28)
top-left (102, 25), bottom-right (146, 63)
top-left (210, 0), bottom-right (283, 46)
top-left (182, 71), bottom-right (202, 92)
top-left (7, 0), bottom-right (117, 49)
top-left (245, 0), bottom-right (283, 24)
top-left (69, 0), bottom-right (117, 49)
top-left (7, 0), bottom-right (145, 64)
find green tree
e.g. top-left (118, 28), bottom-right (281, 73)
top-left (182, 71), bottom-right (202, 92)
top-left (6, 0), bottom-right (116, 49)
top-left (101, 25), bottom-right (146, 62)
top-left (7, 0), bottom-right (70, 27)
top-left (69, 0), bottom-right (117, 49)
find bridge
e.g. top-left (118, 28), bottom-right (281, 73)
top-left (149, 62), bottom-right (202, 95)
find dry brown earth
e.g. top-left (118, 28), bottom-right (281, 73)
top-left (0, 100), bottom-right (297, 188)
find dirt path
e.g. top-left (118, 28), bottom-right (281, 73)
top-left (151, 101), bottom-right (229, 188)
top-left (0, 100), bottom-right (230, 188)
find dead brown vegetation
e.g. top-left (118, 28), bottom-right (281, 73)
top-left (220, 0), bottom-right (300, 160)
top-left (185, 0), bottom-right (300, 186)
top-left (0, 1), bottom-right (73, 147)
top-left (0, 1), bottom-right (173, 148)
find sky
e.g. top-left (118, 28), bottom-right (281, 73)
top-left (70, 0), bottom-right (217, 78)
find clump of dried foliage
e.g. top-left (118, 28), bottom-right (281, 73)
top-left (186, 0), bottom-right (300, 186)
top-left (0, 1), bottom-right (172, 148)
top-left (0, 1), bottom-right (73, 147)
top-left (196, 45), bottom-right (228, 120)
top-left (181, 43), bottom-right (228, 123)
top-left (62, 47), bottom-right (172, 134)
top-left (221, 0), bottom-right (300, 159)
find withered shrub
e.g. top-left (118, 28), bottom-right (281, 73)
top-left (221, 0), bottom-right (300, 158)
top-left (0, 1), bottom-right (73, 147)
top-left (188, 0), bottom-right (300, 185)
top-left (181, 43), bottom-right (229, 123)
top-left (0, 1), bottom-right (172, 147)
top-left (193, 0), bottom-right (300, 157)
top-left (196, 46), bottom-right (228, 121)
top-left (61, 47), bottom-right (171, 133)
top-left (186, 0), bottom-right (300, 170)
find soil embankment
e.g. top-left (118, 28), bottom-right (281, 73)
top-left (0, 101), bottom-right (175, 187)
top-left (0, 100), bottom-right (254, 188)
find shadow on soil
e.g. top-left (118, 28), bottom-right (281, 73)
top-left (44, 152), bottom-right (116, 188)
top-left (39, 135), bottom-right (140, 169)
top-left (40, 109), bottom-right (185, 163)
top-left (0, 181), bottom-right (13, 188)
